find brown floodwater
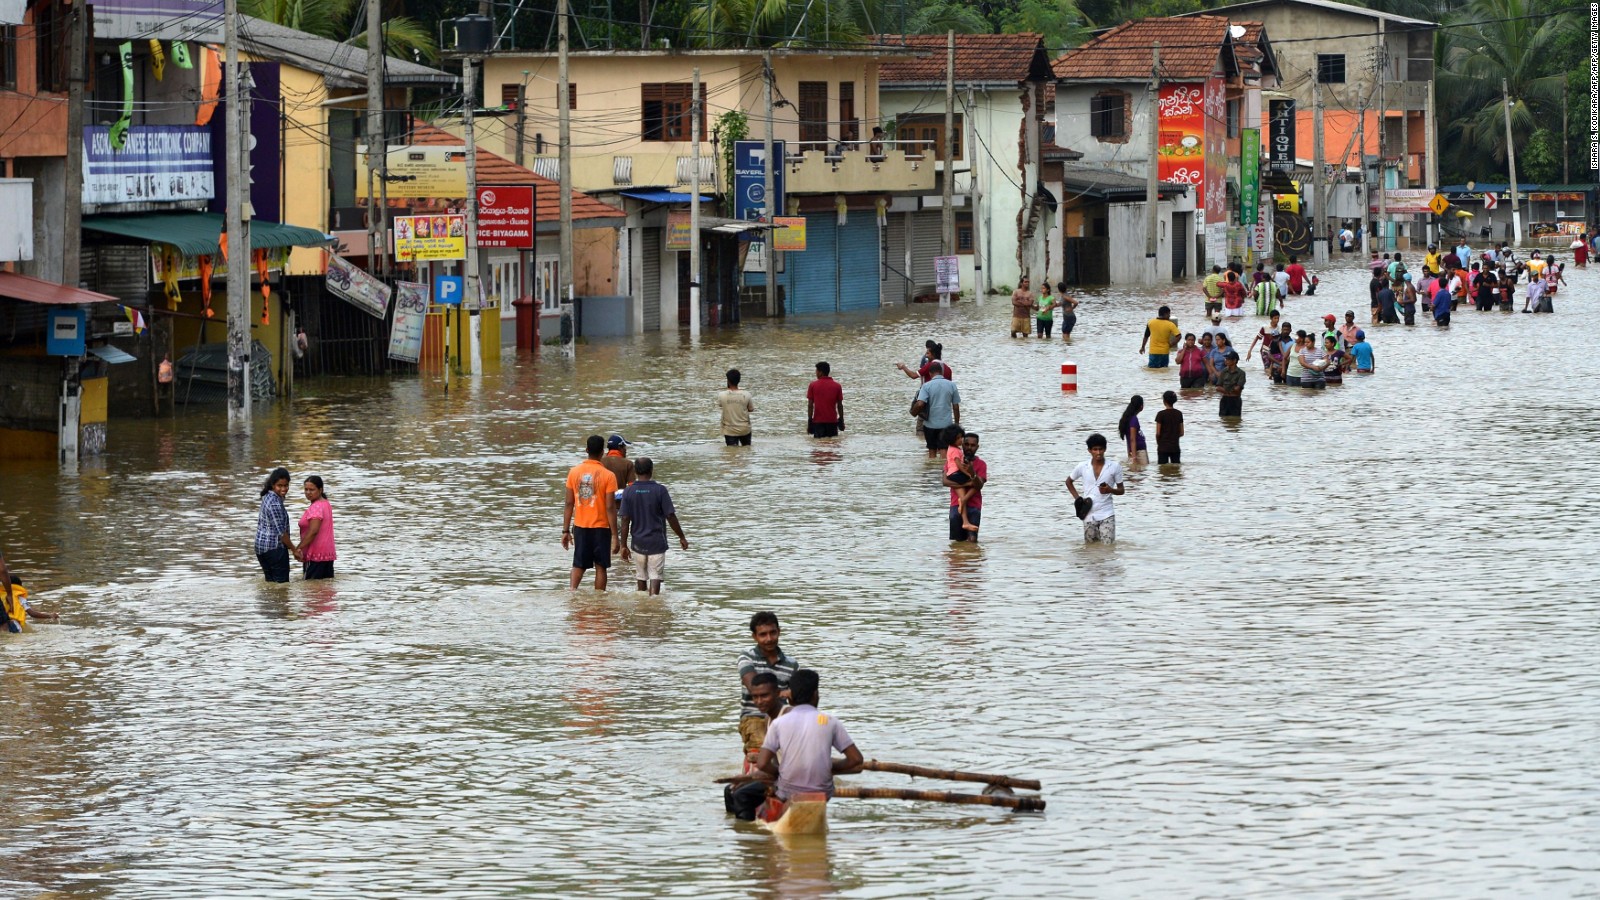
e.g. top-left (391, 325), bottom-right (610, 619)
top-left (2, 257), bottom-right (1597, 897)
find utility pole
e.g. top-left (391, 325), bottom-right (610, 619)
top-left (365, 0), bottom-right (384, 277)
top-left (1375, 22), bottom-right (1386, 254)
top-left (1356, 91), bottom-right (1367, 258)
top-left (1562, 81), bottom-right (1570, 184)
top-left (558, 0), bottom-right (574, 324)
top-left (967, 86), bottom-right (984, 294)
top-left (1312, 77), bottom-right (1327, 265)
top-left (514, 77), bottom-right (527, 167)
top-left (462, 53), bottom-right (480, 376)
top-left (1502, 78), bottom-right (1522, 245)
top-left (63, 0), bottom-right (86, 287)
top-left (224, 0), bottom-right (251, 422)
top-left (940, 30), bottom-right (954, 305)
top-left (1144, 42), bottom-right (1159, 286)
top-left (689, 67), bottom-right (701, 337)
top-left (763, 50), bottom-right (776, 316)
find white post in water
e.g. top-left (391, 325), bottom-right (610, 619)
top-left (1503, 78), bottom-right (1523, 246)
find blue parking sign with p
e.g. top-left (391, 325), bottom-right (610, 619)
top-left (434, 275), bottom-right (465, 306)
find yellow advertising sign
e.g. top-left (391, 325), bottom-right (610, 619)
top-left (773, 216), bottom-right (807, 252)
top-left (666, 211), bottom-right (693, 251)
top-left (394, 214), bottom-right (467, 262)
top-left (356, 146), bottom-right (470, 199)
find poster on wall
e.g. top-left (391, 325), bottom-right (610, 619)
top-left (394, 214), bottom-right (466, 262)
top-left (1156, 83), bottom-right (1207, 216)
top-left (1203, 77), bottom-right (1227, 230)
top-left (325, 253), bottom-right (393, 319)
top-left (666, 211), bottom-right (693, 251)
top-left (387, 281), bottom-right (429, 363)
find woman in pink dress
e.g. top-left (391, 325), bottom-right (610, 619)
top-left (296, 476), bottom-right (337, 580)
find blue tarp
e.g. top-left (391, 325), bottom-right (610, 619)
top-left (620, 190), bottom-right (714, 204)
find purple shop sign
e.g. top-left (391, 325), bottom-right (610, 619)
top-left (92, 0), bottom-right (223, 42)
top-left (82, 125), bottom-right (216, 205)
top-left (208, 62), bottom-right (282, 224)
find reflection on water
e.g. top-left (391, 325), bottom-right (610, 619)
top-left (2, 258), bottom-right (1598, 896)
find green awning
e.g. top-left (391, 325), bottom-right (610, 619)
top-left (83, 212), bottom-right (332, 258)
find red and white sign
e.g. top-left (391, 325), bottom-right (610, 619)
top-left (1483, 193), bottom-right (1498, 210)
top-left (475, 185), bottom-right (536, 249)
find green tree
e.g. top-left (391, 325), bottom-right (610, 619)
top-left (244, 0), bottom-right (439, 61)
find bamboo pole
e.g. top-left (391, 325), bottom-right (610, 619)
top-left (861, 760), bottom-right (1042, 791)
top-left (834, 786), bottom-right (1045, 811)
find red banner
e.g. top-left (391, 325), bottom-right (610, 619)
top-left (476, 185), bottom-right (536, 249)
top-left (1157, 83), bottom-right (1207, 213)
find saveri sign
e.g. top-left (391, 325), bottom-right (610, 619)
top-left (734, 140), bottom-right (785, 226)
top-left (476, 185), bottom-right (536, 249)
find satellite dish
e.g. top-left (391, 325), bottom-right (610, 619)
top-left (1229, 25), bottom-right (1246, 38)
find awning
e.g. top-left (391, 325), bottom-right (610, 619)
top-left (697, 216), bottom-right (771, 235)
top-left (88, 345), bottom-right (138, 364)
top-left (621, 190), bottom-right (715, 204)
top-left (83, 212), bottom-right (333, 258)
top-left (0, 272), bottom-right (119, 306)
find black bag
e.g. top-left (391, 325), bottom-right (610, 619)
top-left (1074, 497), bottom-right (1093, 520)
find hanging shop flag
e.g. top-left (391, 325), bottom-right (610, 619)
top-left (149, 39), bottom-right (166, 80)
top-left (1240, 127), bottom-right (1261, 227)
top-left (171, 41), bottom-right (193, 69)
top-left (111, 42), bottom-right (134, 150)
top-left (387, 281), bottom-right (429, 363)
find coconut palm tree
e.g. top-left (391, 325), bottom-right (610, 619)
top-left (242, 0), bottom-right (439, 61)
top-left (1435, 0), bottom-right (1575, 169)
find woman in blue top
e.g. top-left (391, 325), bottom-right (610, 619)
top-left (1118, 395), bottom-right (1148, 465)
top-left (255, 467), bottom-right (298, 583)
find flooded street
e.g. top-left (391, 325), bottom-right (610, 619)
top-left (3, 259), bottom-right (1598, 897)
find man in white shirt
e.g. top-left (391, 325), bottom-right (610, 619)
top-left (716, 368), bottom-right (755, 446)
top-left (754, 669), bottom-right (863, 803)
top-left (1066, 433), bottom-right (1125, 544)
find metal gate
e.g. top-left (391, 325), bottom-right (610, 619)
top-left (641, 228), bottom-right (661, 331)
top-left (882, 213), bottom-right (909, 305)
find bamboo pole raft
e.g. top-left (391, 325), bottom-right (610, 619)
top-left (860, 760), bottom-right (1042, 791)
top-left (834, 786), bottom-right (1045, 811)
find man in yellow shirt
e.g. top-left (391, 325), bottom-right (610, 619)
top-left (1423, 244), bottom-right (1442, 276)
top-left (1138, 305), bottom-right (1182, 368)
top-left (562, 435), bottom-right (620, 590)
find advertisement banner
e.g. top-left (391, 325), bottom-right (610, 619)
top-left (1240, 128), bottom-right (1260, 226)
top-left (734, 140), bottom-right (786, 226)
top-left (1268, 99), bottom-right (1296, 172)
top-left (1371, 189), bottom-right (1433, 214)
top-left (1157, 84), bottom-right (1208, 221)
top-left (357, 147), bottom-right (469, 199)
top-left (666, 211), bottom-right (693, 251)
top-left (207, 62), bottom-right (282, 223)
top-left (394, 214), bottom-right (466, 262)
top-left (152, 243), bottom-right (287, 282)
top-left (934, 255), bottom-right (960, 295)
top-left (324, 253), bottom-right (392, 319)
top-left (1204, 78), bottom-right (1227, 227)
top-left (83, 125), bottom-right (215, 204)
top-left (387, 281), bottom-right (429, 363)
top-left (772, 216), bottom-right (807, 252)
top-left (475, 185), bottom-right (535, 248)
top-left (92, 0), bottom-right (222, 42)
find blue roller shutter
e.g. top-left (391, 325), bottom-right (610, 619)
top-left (785, 214), bottom-right (837, 315)
top-left (836, 215), bottom-right (879, 311)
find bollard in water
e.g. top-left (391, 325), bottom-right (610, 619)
top-left (1061, 360), bottom-right (1078, 392)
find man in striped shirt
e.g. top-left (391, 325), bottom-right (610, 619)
top-left (738, 611), bottom-right (798, 752)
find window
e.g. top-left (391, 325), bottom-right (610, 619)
top-left (35, 0), bottom-right (66, 93)
top-left (1226, 98), bottom-right (1239, 138)
top-left (500, 83), bottom-right (520, 108)
top-left (1317, 53), bottom-right (1345, 84)
top-left (0, 26), bottom-right (14, 90)
top-left (641, 83), bottom-right (705, 142)
top-left (560, 83), bottom-right (577, 109)
top-left (838, 82), bottom-right (857, 142)
top-left (896, 113), bottom-right (962, 160)
top-left (798, 81), bottom-right (829, 149)
top-left (1090, 91), bottom-right (1127, 140)
top-left (956, 212), bottom-right (974, 254)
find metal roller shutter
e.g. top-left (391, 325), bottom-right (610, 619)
top-left (882, 212), bottom-right (909, 305)
top-left (785, 215), bottom-right (836, 315)
top-left (642, 229), bottom-right (661, 331)
top-left (836, 216), bottom-right (878, 311)
top-left (910, 210), bottom-right (943, 296)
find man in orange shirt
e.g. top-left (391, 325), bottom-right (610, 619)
top-left (562, 435), bottom-right (620, 590)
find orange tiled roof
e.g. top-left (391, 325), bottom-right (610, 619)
top-left (1053, 16), bottom-right (1233, 81)
top-left (406, 120), bottom-right (624, 223)
top-left (876, 33), bottom-right (1051, 85)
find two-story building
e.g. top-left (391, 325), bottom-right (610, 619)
top-left (471, 48), bottom-right (934, 326)
top-left (1054, 16), bottom-right (1277, 279)
top-left (1179, 0), bottom-right (1437, 251)
top-left (877, 33), bottom-right (1055, 297)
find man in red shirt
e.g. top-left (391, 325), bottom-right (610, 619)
top-left (1285, 255), bottom-right (1308, 295)
top-left (805, 361), bottom-right (845, 438)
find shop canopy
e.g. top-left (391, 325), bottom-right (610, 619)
top-left (0, 272), bottom-right (119, 305)
top-left (620, 190), bottom-right (715, 204)
top-left (82, 212), bottom-right (332, 258)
